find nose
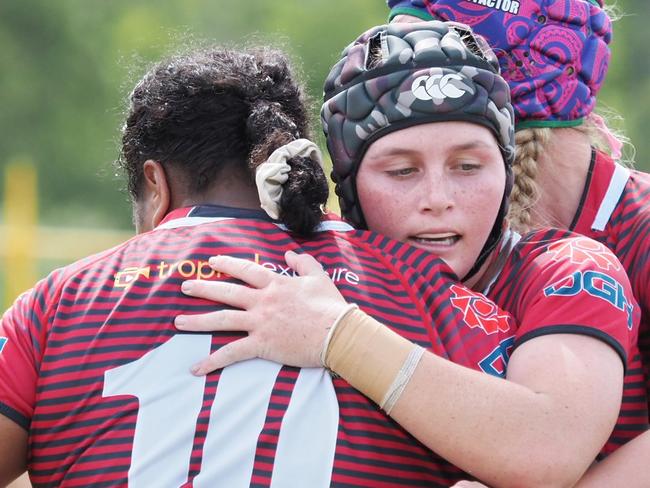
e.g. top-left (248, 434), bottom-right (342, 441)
top-left (418, 171), bottom-right (454, 214)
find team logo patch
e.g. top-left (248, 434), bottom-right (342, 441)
top-left (546, 238), bottom-right (621, 272)
top-left (449, 284), bottom-right (512, 335)
top-left (114, 266), bottom-right (152, 288)
top-left (0, 337), bottom-right (7, 354)
top-left (544, 271), bottom-right (635, 330)
top-left (411, 73), bottom-right (471, 102)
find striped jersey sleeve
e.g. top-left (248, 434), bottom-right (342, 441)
top-left (0, 279), bottom-right (49, 428)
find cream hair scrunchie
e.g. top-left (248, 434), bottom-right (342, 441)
top-left (255, 138), bottom-right (323, 219)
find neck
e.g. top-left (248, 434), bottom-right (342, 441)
top-left (463, 243), bottom-right (501, 290)
top-left (529, 128), bottom-right (592, 229)
top-left (465, 230), bottom-right (515, 292)
top-left (175, 168), bottom-right (262, 212)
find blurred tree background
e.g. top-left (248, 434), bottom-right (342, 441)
top-left (0, 0), bottom-right (648, 308)
top-left (0, 0), bottom-right (390, 231)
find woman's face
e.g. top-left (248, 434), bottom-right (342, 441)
top-left (356, 121), bottom-right (506, 280)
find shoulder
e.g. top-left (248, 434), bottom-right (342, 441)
top-left (342, 229), bottom-right (458, 283)
top-left (617, 169), bottom-right (650, 223)
top-left (512, 230), bottom-right (635, 320)
top-left (629, 168), bottom-right (650, 188)
top-left (494, 228), bottom-right (634, 321)
top-left (501, 229), bottom-right (638, 365)
top-left (511, 229), bottom-right (629, 281)
top-left (624, 170), bottom-right (650, 228)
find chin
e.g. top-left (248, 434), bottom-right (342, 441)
top-left (445, 258), bottom-right (472, 281)
top-left (436, 257), bottom-right (460, 277)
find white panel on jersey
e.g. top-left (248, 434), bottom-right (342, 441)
top-left (309, 220), bottom-right (355, 233)
top-left (156, 216), bottom-right (233, 230)
top-left (193, 358), bottom-right (283, 488)
top-left (270, 220), bottom-right (354, 233)
top-left (156, 215), bottom-right (354, 234)
top-left (270, 368), bottom-right (338, 488)
top-left (592, 164), bottom-right (631, 231)
top-left (103, 334), bottom-right (211, 488)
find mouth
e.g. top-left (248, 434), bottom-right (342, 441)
top-left (408, 233), bottom-right (461, 247)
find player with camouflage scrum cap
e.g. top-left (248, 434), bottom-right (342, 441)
top-left (177, 21), bottom-right (638, 488)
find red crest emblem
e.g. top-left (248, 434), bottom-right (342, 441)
top-left (449, 284), bottom-right (512, 335)
top-left (546, 238), bottom-right (621, 272)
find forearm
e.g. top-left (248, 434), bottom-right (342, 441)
top-left (389, 352), bottom-right (593, 487)
top-left (325, 310), bottom-right (622, 488)
top-left (0, 414), bottom-right (28, 486)
top-left (573, 430), bottom-right (650, 488)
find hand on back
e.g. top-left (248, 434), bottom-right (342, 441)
top-left (175, 250), bottom-right (349, 374)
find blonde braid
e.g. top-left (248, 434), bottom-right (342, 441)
top-left (508, 127), bottom-right (550, 233)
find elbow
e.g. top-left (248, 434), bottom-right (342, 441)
top-left (504, 473), bottom-right (579, 488)
top-left (488, 455), bottom-right (585, 488)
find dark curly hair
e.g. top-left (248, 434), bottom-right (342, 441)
top-left (118, 47), bottom-right (328, 235)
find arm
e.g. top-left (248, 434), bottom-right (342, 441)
top-left (0, 414), bottom-right (28, 486)
top-left (176, 252), bottom-right (625, 488)
top-left (573, 430), bottom-right (650, 488)
top-left (450, 432), bottom-right (650, 488)
top-left (390, 333), bottom-right (620, 487)
top-left (0, 280), bottom-right (51, 486)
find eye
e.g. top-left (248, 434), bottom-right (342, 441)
top-left (455, 160), bottom-right (481, 172)
top-left (386, 167), bottom-right (417, 177)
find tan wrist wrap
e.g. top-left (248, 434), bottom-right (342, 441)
top-left (323, 308), bottom-right (423, 411)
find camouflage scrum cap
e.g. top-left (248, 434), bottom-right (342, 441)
top-left (321, 20), bottom-right (515, 230)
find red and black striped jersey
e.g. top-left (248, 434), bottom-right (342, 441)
top-left (0, 204), bottom-right (517, 487)
top-left (570, 149), bottom-right (650, 441)
top-left (484, 227), bottom-right (644, 455)
top-left (0, 205), bottom-right (636, 486)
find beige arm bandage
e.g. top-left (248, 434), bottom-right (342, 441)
top-left (322, 307), bottom-right (425, 413)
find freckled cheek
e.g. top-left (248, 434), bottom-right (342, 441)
top-left (462, 180), bottom-right (502, 210)
top-left (360, 189), bottom-right (411, 236)
top-left (455, 181), bottom-right (502, 234)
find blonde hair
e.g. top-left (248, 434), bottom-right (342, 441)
top-left (577, 111), bottom-right (635, 167)
top-left (508, 110), bottom-right (634, 233)
top-left (508, 127), bottom-right (550, 233)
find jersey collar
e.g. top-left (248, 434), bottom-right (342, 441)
top-left (157, 205), bottom-right (273, 230)
top-left (156, 204), bottom-right (355, 233)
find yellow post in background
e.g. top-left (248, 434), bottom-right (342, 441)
top-left (3, 159), bottom-right (37, 307)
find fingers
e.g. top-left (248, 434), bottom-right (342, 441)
top-left (181, 279), bottom-right (255, 309)
top-left (450, 482), bottom-right (489, 488)
top-left (285, 250), bottom-right (326, 277)
top-left (175, 309), bottom-right (252, 332)
top-left (207, 255), bottom-right (274, 288)
top-left (191, 337), bottom-right (259, 375)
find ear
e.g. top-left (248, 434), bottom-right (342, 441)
top-left (142, 160), bottom-right (171, 229)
